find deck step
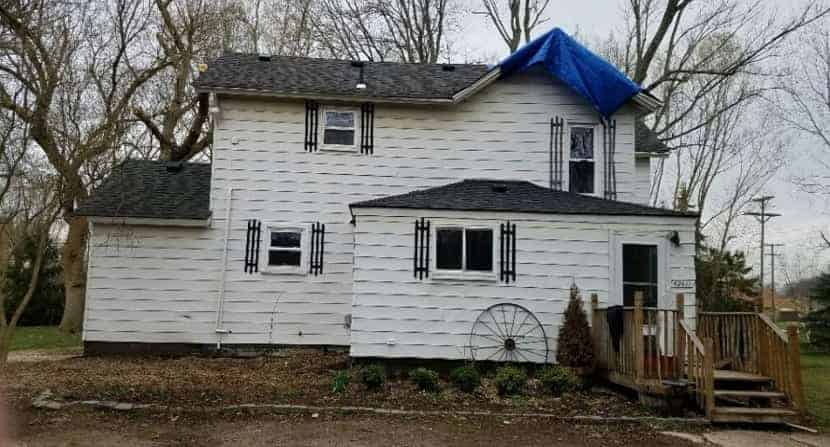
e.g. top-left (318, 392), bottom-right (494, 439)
top-left (713, 370), bottom-right (771, 382)
top-left (713, 390), bottom-right (786, 399)
top-left (710, 406), bottom-right (797, 424)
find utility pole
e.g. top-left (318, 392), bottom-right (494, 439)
top-left (766, 243), bottom-right (784, 320)
top-left (745, 196), bottom-right (781, 313)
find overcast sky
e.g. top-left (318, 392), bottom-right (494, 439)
top-left (459, 0), bottom-right (830, 285)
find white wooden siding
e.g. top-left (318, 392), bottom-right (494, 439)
top-left (350, 208), bottom-right (696, 361)
top-left (633, 157), bottom-right (652, 205)
top-left (84, 224), bottom-right (222, 344)
top-left (84, 69), bottom-right (669, 348)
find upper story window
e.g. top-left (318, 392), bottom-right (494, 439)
top-left (436, 227), bottom-right (494, 272)
top-left (322, 108), bottom-right (357, 150)
top-left (569, 126), bottom-right (595, 194)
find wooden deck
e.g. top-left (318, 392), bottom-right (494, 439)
top-left (590, 293), bottom-right (804, 424)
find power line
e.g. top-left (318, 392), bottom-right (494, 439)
top-left (745, 196), bottom-right (781, 312)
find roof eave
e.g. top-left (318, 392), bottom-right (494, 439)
top-left (451, 67), bottom-right (502, 103)
top-left (194, 86), bottom-right (456, 105)
top-left (635, 150), bottom-right (670, 159)
top-left (632, 92), bottom-right (663, 114)
top-left (349, 204), bottom-right (696, 219)
top-left (87, 216), bottom-right (212, 228)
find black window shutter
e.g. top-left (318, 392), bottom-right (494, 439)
top-left (305, 100), bottom-right (319, 152)
top-left (309, 222), bottom-right (325, 276)
top-left (414, 217), bottom-right (430, 279)
top-left (244, 219), bottom-right (262, 273)
top-left (500, 221), bottom-right (516, 283)
top-left (550, 116), bottom-right (564, 190)
top-left (360, 103), bottom-right (374, 154)
top-left (602, 118), bottom-right (617, 200)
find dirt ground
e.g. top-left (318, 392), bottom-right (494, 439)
top-left (1, 350), bottom-right (662, 417)
top-left (9, 406), bottom-right (702, 447)
top-left (0, 350), bottom-right (709, 446)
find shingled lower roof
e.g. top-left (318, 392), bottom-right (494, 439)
top-left (76, 160), bottom-right (211, 221)
top-left (350, 179), bottom-right (695, 217)
top-left (194, 54), bottom-right (491, 102)
top-left (635, 121), bottom-right (670, 155)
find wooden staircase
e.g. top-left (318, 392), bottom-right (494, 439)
top-left (591, 293), bottom-right (805, 425)
top-left (709, 369), bottom-right (798, 423)
top-left (683, 312), bottom-right (805, 424)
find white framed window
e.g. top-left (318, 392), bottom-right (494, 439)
top-left (433, 226), bottom-right (496, 280)
top-left (321, 107), bottom-right (358, 151)
top-left (262, 226), bottom-right (307, 274)
top-left (609, 233), bottom-right (669, 308)
top-left (568, 124), bottom-right (599, 194)
top-left (622, 244), bottom-right (659, 308)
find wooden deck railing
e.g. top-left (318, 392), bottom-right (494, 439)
top-left (592, 295), bottom-right (805, 418)
top-left (677, 318), bottom-right (714, 417)
top-left (591, 292), bottom-right (682, 384)
top-left (698, 312), bottom-right (804, 412)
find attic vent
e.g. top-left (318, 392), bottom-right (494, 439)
top-left (258, 55), bottom-right (271, 62)
top-left (492, 184), bottom-right (509, 193)
top-left (442, 64), bottom-right (456, 71)
top-left (165, 162), bottom-right (183, 173)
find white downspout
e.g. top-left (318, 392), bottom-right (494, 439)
top-left (215, 187), bottom-right (234, 349)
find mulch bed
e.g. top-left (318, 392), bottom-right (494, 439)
top-left (2, 349), bottom-right (659, 418)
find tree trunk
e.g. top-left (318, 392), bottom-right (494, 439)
top-left (58, 216), bottom-right (88, 334)
top-left (0, 330), bottom-right (11, 364)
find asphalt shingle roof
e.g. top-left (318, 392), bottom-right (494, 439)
top-left (351, 179), bottom-right (695, 217)
top-left (635, 121), bottom-right (670, 154)
top-left (193, 54), bottom-right (491, 101)
top-left (76, 160), bottom-right (211, 220)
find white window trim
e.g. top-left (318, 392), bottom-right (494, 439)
top-left (608, 232), bottom-right (669, 309)
top-left (320, 106), bottom-right (359, 152)
top-left (260, 225), bottom-right (308, 275)
top-left (431, 225), bottom-right (498, 282)
top-left (566, 122), bottom-right (604, 197)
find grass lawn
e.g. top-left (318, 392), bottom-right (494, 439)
top-left (802, 352), bottom-right (830, 429)
top-left (9, 326), bottom-right (81, 351)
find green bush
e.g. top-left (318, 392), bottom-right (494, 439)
top-left (360, 364), bottom-right (386, 390)
top-left (494, 364), bottom-right (527, 396)
top-left (331, 370), bottom-right (350, 393)
top-left (537, 365), bottom-right (578, 396)
top-left (409, 367), bottom-right (440, 392)
top-left (449, 365), bottom-right (481, 393)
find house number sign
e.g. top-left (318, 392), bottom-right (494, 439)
top-left (671, 279), bottom-right (695, 289)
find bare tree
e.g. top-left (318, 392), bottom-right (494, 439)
top-left (480, 0), bottom-right (550, 53)
top-left (0, 154), bottom-right (59, 363)
top-left (0, 0), bottom-right (167, 333)
top-left (595, 1), bottom-right (829, 252)
top-left (258, 0), bottom-right (317, 56)
top-left (131, 0), bottom-right (230, 162)
top-left (313, 0), bottom-right (460, 63)
top-left (774, 20), bottom-right (830, 246)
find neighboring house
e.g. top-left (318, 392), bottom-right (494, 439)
top-left (76, 28), bottom-right (697, 362)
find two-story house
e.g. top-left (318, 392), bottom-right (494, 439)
top-left (76, 28), bottom-right (696, 362)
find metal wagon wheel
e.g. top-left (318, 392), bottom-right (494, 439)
top-left (468, 303), bottom-right (549, 363)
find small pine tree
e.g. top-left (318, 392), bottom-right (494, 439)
top-left (555, 283), bottom-right (594, 367)
top-left (805, 269), bottom-right (830, 351)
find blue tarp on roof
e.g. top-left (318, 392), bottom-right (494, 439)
top-left (499, 28), bottom-right (642, 118)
